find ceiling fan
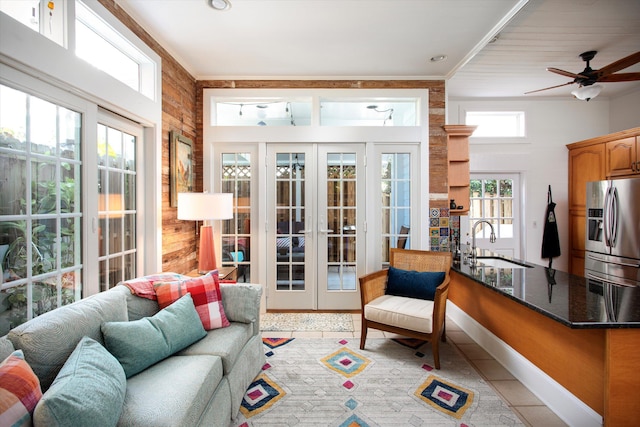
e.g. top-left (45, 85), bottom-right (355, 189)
top-left (526, 50), bottom-right (640, 100)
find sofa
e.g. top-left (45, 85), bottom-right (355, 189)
top-left (0, 273), bottom-right (264, 427)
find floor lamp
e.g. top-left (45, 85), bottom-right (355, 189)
top-left (177, 192), bottom-right (233, 274)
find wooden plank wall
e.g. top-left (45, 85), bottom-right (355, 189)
top-left (99, 0), bottom-right (200, 274)
top-left (100, 1), bottom-right (449, 275)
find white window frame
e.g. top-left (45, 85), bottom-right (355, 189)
top-left (75, 0), bottom-right (156, 100)
top-left (1, 0), bottom-right (163, 295)
top-left (369, 144), bottom-right (420, 269)
top-left (459, 104), bottom-right (530, 144)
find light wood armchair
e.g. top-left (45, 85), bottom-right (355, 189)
top-left (359, 248), bottom-right (452, 369)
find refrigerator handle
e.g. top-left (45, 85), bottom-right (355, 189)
top-left (603, 185), bottom-right (612, 247)
top-left (610, 186), bottom-right (618, 248)
top-left (586, 253), bottom-right (640, 268)
top-left (586, 272), bottom-right (636, 288)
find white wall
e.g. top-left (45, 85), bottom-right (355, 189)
top-left (448, 98), bottom-right (610, 272)
top-left (609, 88), bottom-right (640, 132)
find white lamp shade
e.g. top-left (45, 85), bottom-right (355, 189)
top-left (177, 193), bottom-right (233, 221)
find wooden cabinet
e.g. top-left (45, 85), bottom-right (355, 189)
top-left (567, 142), bottom-right (605, 275)
top-left (566, 127), bottom-right (640, 275)
top-left (606, 136), bottom-right (640, 178)
top-left (444, 125), bottom-right (476, 215)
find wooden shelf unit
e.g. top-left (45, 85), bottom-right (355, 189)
top-left (444, 125), bottom-right (476, 215)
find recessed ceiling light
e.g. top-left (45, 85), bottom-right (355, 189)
top-left (209, 0), bottom-right (231, 11)
top-left (430, 55), bottom-right (447, 63)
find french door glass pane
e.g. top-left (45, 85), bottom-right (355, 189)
top-left (97, 123), bottom-right (137, 291)
top-left (275, 153), bottom-right (305, 291)
top-left (0, 84), bottom-right (82, 334)
top-left (326, 153), bottom-right (357, 291)
top-left (381, 153), bottom-right (411, 265)
top-left (221, 153), bottom-right (252, 282)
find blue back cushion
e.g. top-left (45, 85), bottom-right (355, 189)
top-left (385, 267), bottom-right (446, 301)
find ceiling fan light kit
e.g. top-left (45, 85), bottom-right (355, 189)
top-left (571, 84), bottom-right (602, 101)
top-left (526, 50), bottom-right (640, 100)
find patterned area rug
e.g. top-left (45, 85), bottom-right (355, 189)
top-left (232, 338), bottom-right (524, 427)
top-left (260, 313), bottom-right (354, 332)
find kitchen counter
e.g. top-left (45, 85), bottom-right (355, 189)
top-left (448, 250), bottom-right (640, 426)
top-left (451, 250), bottom-right (640, 328)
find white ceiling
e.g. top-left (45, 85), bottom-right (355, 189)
top-left (116, 0), bottom-right (640, 100)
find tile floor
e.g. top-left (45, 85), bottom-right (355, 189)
top-left (261, 313), bottom-right (568, 427)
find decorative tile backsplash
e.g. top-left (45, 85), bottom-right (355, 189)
top-left (429, 208), bottom-right (451, 252)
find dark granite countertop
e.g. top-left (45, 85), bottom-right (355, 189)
top-left (451, 250), bottom-right (640, 329)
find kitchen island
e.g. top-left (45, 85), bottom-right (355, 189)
top-left (449, 251), bottom-right (639, 427)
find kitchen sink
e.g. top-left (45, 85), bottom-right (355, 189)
top-left (475, 257), bottom-right (532, 269)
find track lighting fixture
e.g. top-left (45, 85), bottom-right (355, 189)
top-left (366, 105), bottom-right (394, 126)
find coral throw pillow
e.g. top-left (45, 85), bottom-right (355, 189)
top-left (154, 270), bottom-right (230, 330)
top-left (0, 350), bottom-right (42, 426)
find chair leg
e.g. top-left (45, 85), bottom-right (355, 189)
top-left (359, 320), bottom-right (368, 350)
top-left (432, 338), bottom-right (440, 369)
top-left (441, 318), bottom-right (447, 342)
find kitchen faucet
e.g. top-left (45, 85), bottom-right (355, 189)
top-left (470, 220), bottom-right (496, 265)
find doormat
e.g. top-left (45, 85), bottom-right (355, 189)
top-left (260, 313), bottom-right (354, 332)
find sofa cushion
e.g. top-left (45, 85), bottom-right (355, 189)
top-left (364, 294), bottom-right (434, 333)
top-left (102, 293), bottom-right (206, 378)
top-left (0, 337), bottom-right (15, 362)
top-left (33, 336), bottom-right (126, 427)
top-left (219, 284), bottom-right (262, 325)
top-left (119, 355), bottom-right (224, 427)
top-left (0, 349), bottom-right (42, 426)
top-left (154, 271), bottom-right (230, 330)
top-left (113, 284), bottom-right (160, 321)
top-left (177, 322), bottom-right (253, 374)
top-left (8, 289), bottom-right (128, 391)
top-left (385, 266), bottom-right (445, 301)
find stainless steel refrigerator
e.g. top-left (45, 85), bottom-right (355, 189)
top-left (585, 178), bottom-right (640, 321)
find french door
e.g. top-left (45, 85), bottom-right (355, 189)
top-left (266, 144), bottom-right (365, 310)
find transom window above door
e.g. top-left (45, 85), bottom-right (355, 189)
top-left (211, 97), bottom-right (419, 126)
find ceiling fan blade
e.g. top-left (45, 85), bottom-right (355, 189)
top-left (598, 72), bottom-right (640, 82)
top-left (525, 81), bottom-right (575, 95)
top-left (547, 67), bottom-right (587, 79)
top-left (596, 51), bottom-right (640, 78)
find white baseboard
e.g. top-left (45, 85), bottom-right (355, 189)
top-left (447, 302), bottom-right (603, 427)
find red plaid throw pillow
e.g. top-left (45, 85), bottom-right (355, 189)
top-left (0, 350), bottom-right (42, 425)
top-left (121, 272), bottom-right (188, 300)
top-left (154, 271), bottom-right (230, 330)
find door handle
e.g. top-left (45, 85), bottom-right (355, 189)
top-left (319, 229), bottom-right (334, 234)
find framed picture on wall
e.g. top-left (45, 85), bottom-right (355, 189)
top-left (170, 131), bottom-right (194, 207)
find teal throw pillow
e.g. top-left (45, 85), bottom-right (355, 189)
top-left (385, 267), bottom-right (446, 301)
top-left (101, 293), bottom-right (206, 377)
top-left (33, 336), bottom-right (126, 427)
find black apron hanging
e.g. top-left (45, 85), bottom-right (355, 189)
top-left (541, 185), bottom-right (561, 268)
